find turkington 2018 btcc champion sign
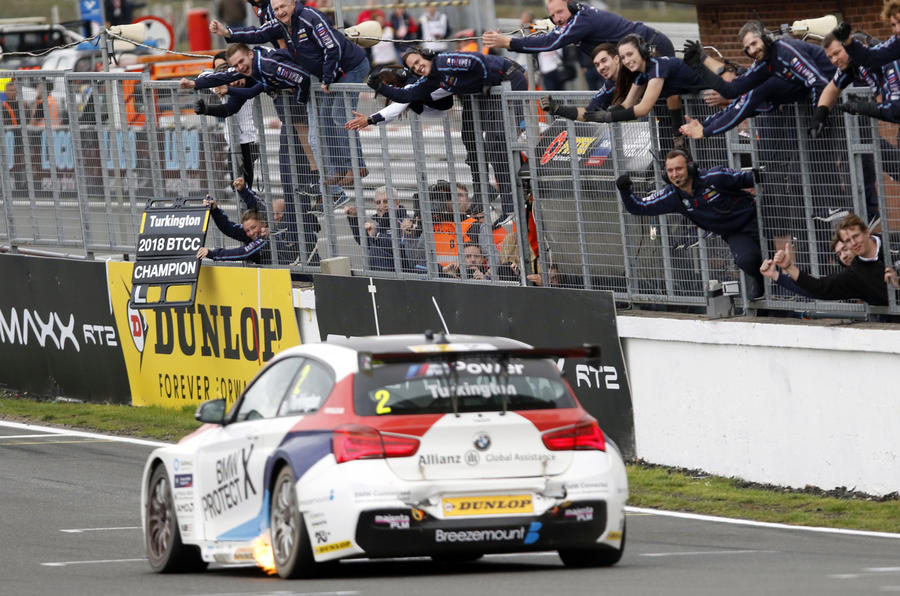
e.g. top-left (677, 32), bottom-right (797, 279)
top-left (130, 198), bottom-right (210, 309)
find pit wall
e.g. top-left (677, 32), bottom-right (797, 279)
top-left (617, 315), bottom-right (900, 496)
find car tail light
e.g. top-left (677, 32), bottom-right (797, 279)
top-left (332, 425), bottom-right (420, 463)
top-left (542, 419), bottom-right (605, 451)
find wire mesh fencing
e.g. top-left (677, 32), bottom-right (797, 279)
top-left (1, 70), bottom-right (898, 318)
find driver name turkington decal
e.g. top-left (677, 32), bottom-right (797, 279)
top-left (423, 380), bottom-right (516, 399)
top-left (201, 445), bottom-right (256, 520)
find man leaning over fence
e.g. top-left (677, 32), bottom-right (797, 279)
top-left (616, 149), bottom-right (765, 300)
top-left (210, 0), bottom-right (370, 190)
top-left (371, 49), bottom-right (527, 226)
top-left (761, 213), bottom-right (889, 305)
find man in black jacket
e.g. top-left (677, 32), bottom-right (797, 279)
top-left (768, 213), bottom-right (888, 305)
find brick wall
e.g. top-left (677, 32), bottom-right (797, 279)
top-left (695, 1), bottom-right (892, 63)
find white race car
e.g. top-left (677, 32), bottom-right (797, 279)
top-left (141, 333), bottom-right (628, 577)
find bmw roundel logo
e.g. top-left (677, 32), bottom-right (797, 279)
top-left (474, 433), bottom-right (491, 451)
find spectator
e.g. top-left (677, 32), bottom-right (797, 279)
top-left (373, 49), bottom-right (527, 224)
top-left (355, 0), bottom-right (384, 25)
top-left (540, 43), bottom-right (619, 121)
top-left (760, 233), bottom-right (855, 299)
top-left (765, 213), bottom-right (888, 305)
top-left (616, 150), bottom-right (765, 299)
top-left (420, 4), bottom-right (449, 52)
top-left (483, 0), bottom-right (674, 60)
top-left (211, 52), bottom-right (260, 189)
top-left (198, 195), bottom-right (271, 265)
top-left (443, 243), bottom-right (489, 280)
top-left (345, 185), bottom-right (410, 272)
top-left (210, 0), bottom-right (370, 190)
top-left (2, 80), bottom-right (18, 126)
top-left (28, 82), bottom-right (60, 127)
top-left (370, 13), bottom-right (399, 67)
top-left (391, 1), bottom-right (418, 41)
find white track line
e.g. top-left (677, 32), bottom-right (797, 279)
top-left (41, 558), bottom-right (147, 567)
top-left (0, 421), bottom-right (169, 447)
top-left (626, 506), bottom-right (900, 539)
top-left (60, 526), bottom-right (140, 533)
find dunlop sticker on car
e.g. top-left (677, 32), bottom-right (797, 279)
top-left (314, 540), bottom-right (352, 555)
top-left (442, 494), bottom-right (533, 516)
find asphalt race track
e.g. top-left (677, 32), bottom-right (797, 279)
top-left (3, 421), bottom-right (899, 596)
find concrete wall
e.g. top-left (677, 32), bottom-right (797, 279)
top-left (618, 315), bottom-right (900, 496)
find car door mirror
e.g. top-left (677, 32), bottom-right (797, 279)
top-left (195, 399), bottom-right (227, 424)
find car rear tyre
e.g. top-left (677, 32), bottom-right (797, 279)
top-left (145, 465), bottom-right (207, 573)
top-left (271, 466), bottom-right (316, 578)
top-left (558, 522), bottom-right (626, 568)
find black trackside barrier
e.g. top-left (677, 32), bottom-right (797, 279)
top-left (0, 254), bottom-right (130, 403)
top-left (313, 275), bottom-right (635, 457)
top-left (130, 198), bottom-right (209, 309)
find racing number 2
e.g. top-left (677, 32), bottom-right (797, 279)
top-left (375, 389), bottom-right (391, 415)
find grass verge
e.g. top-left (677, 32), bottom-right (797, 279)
top-left (1, 393), bottom-right (898, 533)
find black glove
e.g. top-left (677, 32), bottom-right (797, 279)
top-left (584, 109), bottom-right (612, 123)
top-left (615, 174), bottom-right (633, 193)
top-left (539, 95), bottom-right (559, 115)
top-left (194, 99), bottom-right (207, 115)
top-left (808, 105), bottom-right (829, 139)
top-left (836, 100), bottom-right (881, 118)
top-left (833, 21), bottom-right (852, 43)
top-left (365, 70), bottom-right (382, 91)
top-left (682, 39), bottom-right (706, 69)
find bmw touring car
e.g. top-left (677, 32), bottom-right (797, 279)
top-left (141, 333), bottom-right (628, 577)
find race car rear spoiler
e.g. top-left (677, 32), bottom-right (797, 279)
top-left (357, 345), bottom-right (601, 372)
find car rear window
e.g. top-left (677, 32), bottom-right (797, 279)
top-left (354, 359), bottom-right (575, 416)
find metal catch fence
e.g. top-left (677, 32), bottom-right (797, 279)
top-left (1, 70), bottom-right (897, 318)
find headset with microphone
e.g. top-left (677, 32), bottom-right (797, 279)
top-left (661, 149), bottom-right (699, 185)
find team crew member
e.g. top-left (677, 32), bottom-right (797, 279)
top-left (539, 43), bottom-right (618, 121)
top-left (181, 43), bottom-right (320, 265)
top-left (812, 34), bottom-right (900, 128)
top-left (210, 0), bottom-right (370, 188)
top-left (687, 22), bottom-right (835, 106)
top-left (345, 66), bottom-right (455, 130)
top-left (571, 35), bottom-right (704, 144)
top-left (198, 193), bottom-right (272, 265)
top-left (834, 2), bottom-right (900, 70)
top-left (616, 150), bottom-right (765, 299)
top-left (372, 50), bottom-right (528, 225)
top-left (482, 0), bottom-right (674, 59)
top-left (680, 65), bottom-right (808, 139)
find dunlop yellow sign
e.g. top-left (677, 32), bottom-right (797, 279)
top-left (442, 494), bottom-right (534, 516)
top-left (107, 262), bottom-right (301, 409)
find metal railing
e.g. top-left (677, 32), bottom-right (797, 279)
top-left (1, 70), bottom-right (897, 318)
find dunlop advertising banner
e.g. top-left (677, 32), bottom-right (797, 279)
top-left (107, 262), bottom-right (301, 409)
